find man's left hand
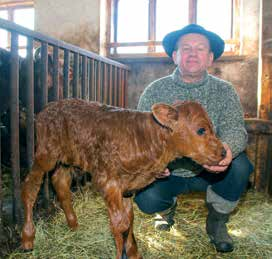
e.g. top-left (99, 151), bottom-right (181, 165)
top-left (203, 143), bottom-right (232, 173)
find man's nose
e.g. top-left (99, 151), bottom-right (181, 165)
top-left (221, 148), bottom-right (227, 158)
top-left (189, 48), bottom-right (198, 55)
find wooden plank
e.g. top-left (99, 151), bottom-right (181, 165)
top-left (113, 0), bottom-right (118, 55)
top-left (189, 0), bottom-right (197, 24)
top-left (148, 0), bottom-right (156, 52)
top-left (259, 0), bottom-right (272, 120)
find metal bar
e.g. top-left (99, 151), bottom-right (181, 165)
top-left (96, 61), bottom-right (101, 102)
top-left (109, 65), bottom-right (113, 105)
top-left (63, 49), bottom-right (70, 99)
top-left (0, 18), bottom-right (129, 70)
top-left (93, 60), bottom-right (97, 101)
top-left (0, 121), bottom-right (3, 236)
top-left (117, 67), bottom-right (120, 107)
top-left (41, 42), bottom-right (48, 108)
top-left (86, 58), bottom-right (90, 100)
top-left (10, 31), bottom-right (22, 223)
top-left (81, 55), bottom-right (87, 99)
top-left (120, 69), bottom-right (124, 107)
top-left (103, 63), bottom-right (108, 104)
top-left (26, 37), bottom-right (34, 170)
top-left (40, 42), bottom-right (49, 209)
top-left (109, 41), bottom-right (162, 47)
top-left (114, 67), bottom-right (118, 106)
top-left (124, 70), bottom-right (128, 108)
top-left (89, 59), bottom-right (95, 101)
top-left (73, 52), bottom-right (79, 98)
top-left (52, 46), bottom-right (59, 101)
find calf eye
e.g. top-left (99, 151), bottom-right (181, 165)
top-left (197, 128), bottom-right (206, 135)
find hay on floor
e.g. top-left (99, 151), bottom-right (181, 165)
top-left (10, 185), bottom-right (272, 259)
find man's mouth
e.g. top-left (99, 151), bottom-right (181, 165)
top-left (187, 59), bottom-right (199, 64)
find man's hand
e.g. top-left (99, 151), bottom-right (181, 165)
top-left (203, 143), bottom-right (232, 173)
top-left (156, 168), bottom-right (171, 178)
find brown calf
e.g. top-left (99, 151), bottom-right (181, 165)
top-left (21, 98), bottom-right (225, 259)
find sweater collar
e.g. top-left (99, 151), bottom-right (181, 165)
top-left (171, 67), bottom-right (209, 89)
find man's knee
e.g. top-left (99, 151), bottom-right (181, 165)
top-left (230, 152), bottom-right (254, 182)
top-left (134, 189), bottom-right (174, 214)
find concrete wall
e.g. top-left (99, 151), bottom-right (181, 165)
top-left (120, 0), bottom-right (260, 117)
top-left (34, 0), bottom-right (100, 53)
top-left (30, 0), bottom-right (259, 117)
top-left (122, 56), bottom-right (258, 117)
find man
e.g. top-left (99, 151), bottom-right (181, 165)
top-left (134, 24), bottom-right (253, 253)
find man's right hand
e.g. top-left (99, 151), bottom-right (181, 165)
top-left (156, 168), bottom-right (171, 178)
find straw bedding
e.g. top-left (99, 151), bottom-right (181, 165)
top-left (10, 184), bottom-right (272, 259)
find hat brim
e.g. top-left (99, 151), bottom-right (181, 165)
top-left (162, 24), bottom-right (225, 60)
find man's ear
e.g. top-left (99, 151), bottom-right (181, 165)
top-left (172, 50), bottom-right (178, 65)
top-left (208, 52), bottom-right (214, 66)
top-left (151, 103), bottom-right (178, 129)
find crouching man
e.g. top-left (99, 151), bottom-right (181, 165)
top-left (134, 24), bottom-right (253, 253)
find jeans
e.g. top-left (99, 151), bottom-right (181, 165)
top-left (134, 152), bottom-right (253, 214)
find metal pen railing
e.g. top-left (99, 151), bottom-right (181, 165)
top-left (0, 18), bottom-right (129, 227)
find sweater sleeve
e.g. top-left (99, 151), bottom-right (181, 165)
top-left (217, 85), bottom-right (248, 158)
top-left (137, 83), bottom-right (156, 112)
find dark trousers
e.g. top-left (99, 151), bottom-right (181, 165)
top-left (134, 152), bottom-right (253, 214)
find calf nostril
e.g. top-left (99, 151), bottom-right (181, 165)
top-left (221, 148), bottom-right (227, 158)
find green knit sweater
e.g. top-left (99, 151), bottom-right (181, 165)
top-left (137, 67), bottom-right (248, 177)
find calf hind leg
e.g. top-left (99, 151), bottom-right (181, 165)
top-left (52, 166), bottom-right (78, 229)
top-left (21, 161), bottom-right (48, 250)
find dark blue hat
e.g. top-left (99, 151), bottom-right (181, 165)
top-left (162, 24), bottom-right (225, 60)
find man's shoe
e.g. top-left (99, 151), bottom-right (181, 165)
top-left (154, 200), bottom-right (177, 231)
top-left (206, 203), bottom-right (234, 252)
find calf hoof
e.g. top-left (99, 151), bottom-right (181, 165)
top-left (21, 240), bottom-right (34, 251)
top-left (66, 214), bottom-right (78, 230)
top-left (21, 247), bottom-right (33, 253)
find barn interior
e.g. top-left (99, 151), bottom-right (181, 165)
top-left (0, 0), bottom-right (272, 258)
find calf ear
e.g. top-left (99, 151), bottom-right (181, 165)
top-left (151, 103), bottom-right (178, 129)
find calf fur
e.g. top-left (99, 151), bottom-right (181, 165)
top-left (21, 98), bottom-right (225, 259)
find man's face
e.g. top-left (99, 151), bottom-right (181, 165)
top-left (172, 33), bottom-right (214, 77)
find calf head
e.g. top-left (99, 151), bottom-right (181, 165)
top-left (152, 101), bottom-right (225, 166)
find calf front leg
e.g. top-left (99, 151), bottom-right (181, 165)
top-left (52, 166), bottom-right (78, 229)
top-left (103, 182), bottom-right (142, 259)
top-left (122, 197), bottom-right (141, 259)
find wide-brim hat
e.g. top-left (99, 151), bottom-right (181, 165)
top-left (162, 24), bottom-right (225, 60)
